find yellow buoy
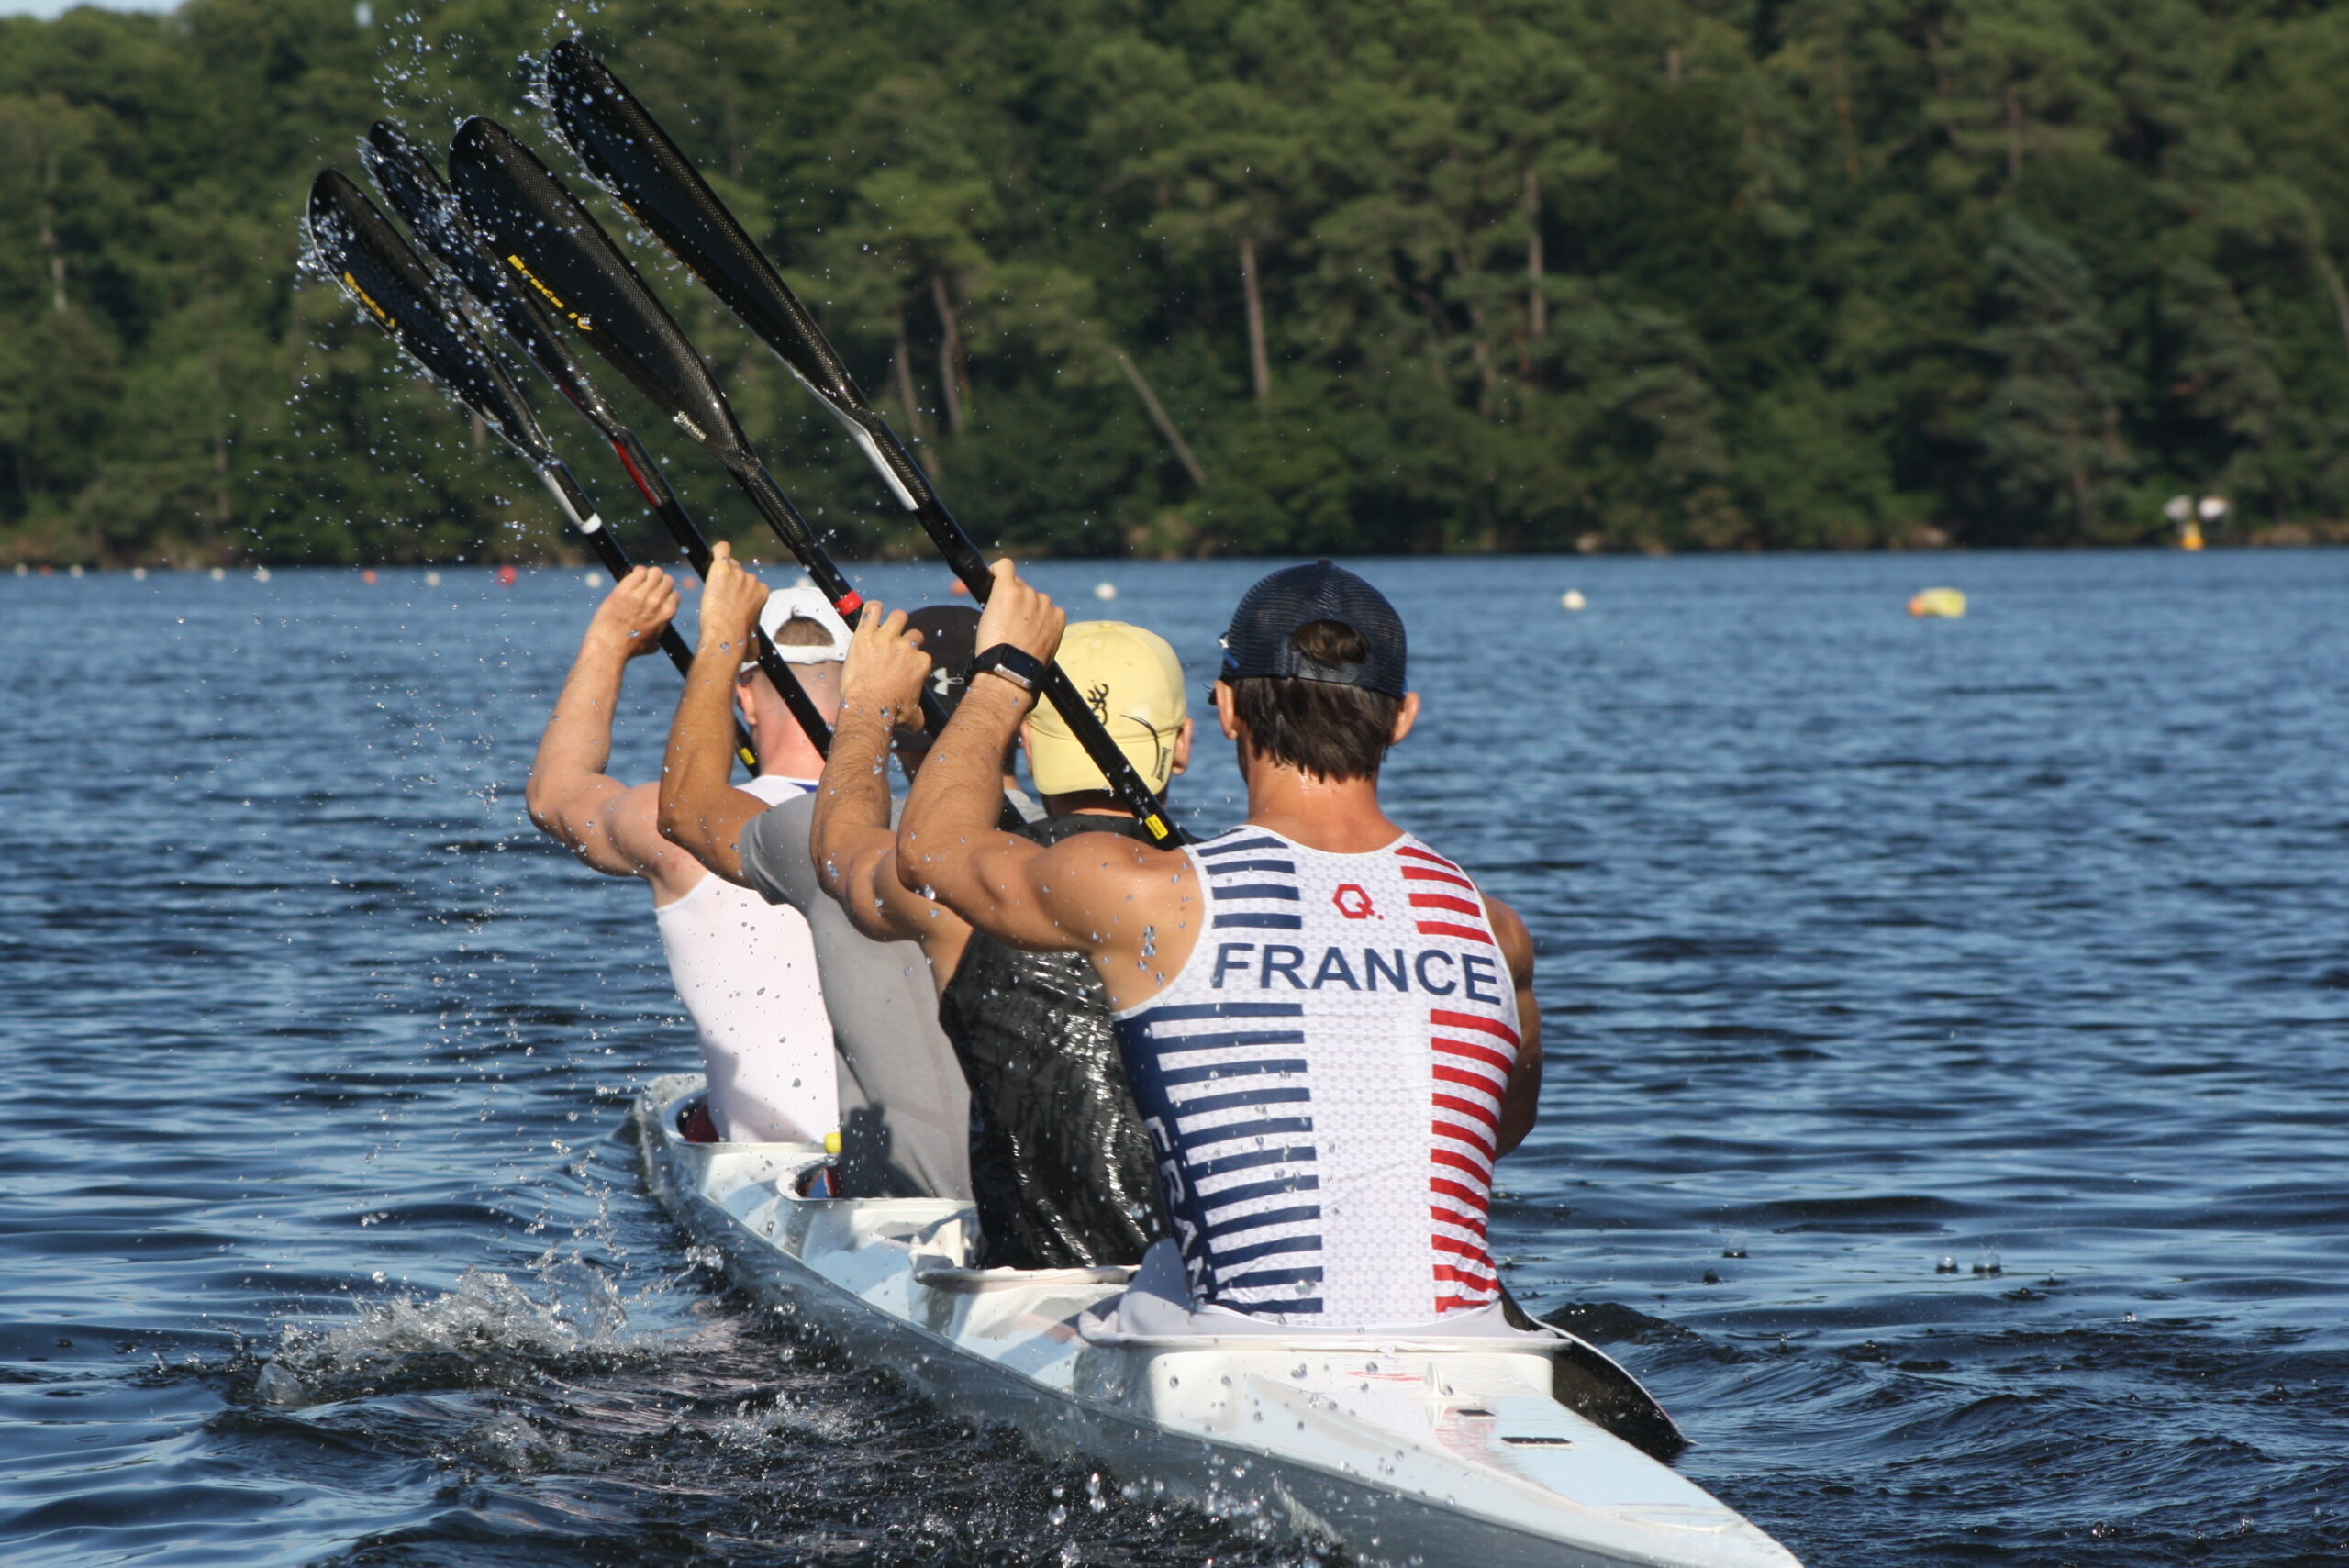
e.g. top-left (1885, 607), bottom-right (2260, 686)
top-left (1908, 587), bottom-right (1966, 618)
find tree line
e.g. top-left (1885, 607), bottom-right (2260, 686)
top-left (6, 0), bottom-right (2349, 567)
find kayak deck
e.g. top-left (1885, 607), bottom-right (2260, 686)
top-left (632, 1073), bottom-right (1801, 1568)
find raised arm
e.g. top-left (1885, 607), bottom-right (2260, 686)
top-left (1486, 895), bottom-right (1546, 1158)
top-left (810, 602), bottom-right (966, 954)
top-left (656, 541), bottom-right (770, 885)
top-left (526, 566), bottom-right (680, 879)
top-left (897, 562), bottom-right (1197, 1008)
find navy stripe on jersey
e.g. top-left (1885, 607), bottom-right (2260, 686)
top-left (1156, 1057), bottom-right (1309, 1087)
top-left (1108, 826), bottom-right (1353, 1314)
top-left (1195, 836), bottom-right (1288, 858)
top-left (1191, 1144), bottom-right (1317, 1179)
top-left (1128, 1001), bottom-right (1304, 1024)
top-left (1177, 1085), bottom-right (1310, 1117)
top-left (1215, 1233), bottom-right (1323, 1267)
top-left (1180, 1115), bottom-right (1313, 1151)
top-left (1197, 1173), bottom-right (1319, 1211)
top-left (1151, 1029), bottom-right (1306, 1056)
top-left (1204, 1201), bottom-right (1322, 1238)
top-left (1117, 832), bottom-right (1328, 1317)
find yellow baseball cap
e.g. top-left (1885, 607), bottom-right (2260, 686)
top-left (1027, 621), bottom-right (1187, 796)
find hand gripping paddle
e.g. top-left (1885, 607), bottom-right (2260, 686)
top-left (304, 170), bottom-right (760, 772)
top-left (541, 42), bottom-right (1186, 847)
top-left (358, 122), bottom-right (831, 756)
top-left (443, 116), bottom-right (955, 743)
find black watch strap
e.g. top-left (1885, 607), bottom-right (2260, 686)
top-left (972, 642), bottom-right (1047, 695)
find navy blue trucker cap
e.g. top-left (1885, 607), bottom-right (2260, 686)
top-left (1219, 560), bottom-right (1407, 696)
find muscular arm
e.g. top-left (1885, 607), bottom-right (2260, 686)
top-left (527, 567), bottom-right (692, 892)
top-left (813, 696), bottom-right (956, 943)
top-left (896, 563), bottom-right (1196, 1010)
top-left (1486, 895), bottom-right (1545, 1158)
top-left (656, 541), bottom-right (771, 887)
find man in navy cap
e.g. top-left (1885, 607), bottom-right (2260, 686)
top-left (898, 559), bottom-right (1544, 1333)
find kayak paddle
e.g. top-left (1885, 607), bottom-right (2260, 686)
top-left (541, 42), bottom-right (1186, 847)
top-left (443, 116), bottom-right (957, 743)
top-left (358, 121), bottom-right (831, 756)
top-left (304, 169), bottom-right (759, 771)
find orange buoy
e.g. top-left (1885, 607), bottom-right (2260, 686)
top-left (362, 568), bottom-right (379, 584)
top-left (496, 564), bottom-right (520, 586)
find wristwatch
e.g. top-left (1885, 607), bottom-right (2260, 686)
top-left (971, 642), bottom-right (1047, 695)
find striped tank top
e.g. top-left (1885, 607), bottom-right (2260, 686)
top-left (1110, 825), bottom-right (1523, 1329)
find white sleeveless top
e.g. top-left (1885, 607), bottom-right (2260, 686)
top-left (1111, 825), bottom-right (1522, 1329)
top-left (654, 774), bottom-right (837, 1144)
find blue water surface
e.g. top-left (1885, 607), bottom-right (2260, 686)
top-left (2, 549), bottom-right (2343, 1566)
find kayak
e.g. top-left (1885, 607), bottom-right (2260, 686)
top-left (631, 1073), bottom-right (1803, 1568)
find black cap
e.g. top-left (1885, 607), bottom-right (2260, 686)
top-left (901, 605), bottom-right (982, 741)
top-left (1220, 560), bottom-right (1407, 696)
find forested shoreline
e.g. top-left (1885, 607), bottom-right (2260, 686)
top-left (6, 0), bottom-right (2349, 566)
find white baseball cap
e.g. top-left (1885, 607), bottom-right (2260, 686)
top-left (748, 584), bottom-right (851, 671)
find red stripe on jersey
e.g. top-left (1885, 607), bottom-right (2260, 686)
top-left (1433, 1062), bottom-right (1504, 1100)
top-left (1431, 1175), bottom-right (1486, 1207)
top-left (1432, 1197), bottom-right (1486, 1227)
top-left (1433, 1035), bottom-right (1517, 1079)
top-left (1415, 920), bottom-right (1495, 944)
top-left (1401, 865), bottom-right (1476, 890)
top-left (1432, 1231), bottom-right (1493, 1262)
top-left (1408, 892), bottom-right (1484, 916)
top-left (1434, 1259), bottom-right (1498, 1288)
top-left (1431, 1009), bottom-right (1521, 1047)
top-left (1395, 844), bottom-right (1464, 870)
top-left (1433, 1120), bottom-right (1497, 1163)
top-left (1432, 1145), bottom-right (1494, 1182)
top-left (1431, 1203), bottom-right (1487, 1237)
top-left (1432, 1089), bottom-right (1499, 1129)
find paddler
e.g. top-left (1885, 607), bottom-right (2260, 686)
top-left (901, 560), bottom-right (1544, 1330)
top-left (809, 593), bottom-right (1183, 1269)
top-left (657, 544), bottom-right (978, 1200)
top-left (525, 564), bottom-right (841, 1146)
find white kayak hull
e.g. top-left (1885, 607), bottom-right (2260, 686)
top-left (632, 1073), bottom-right (1801, 1568)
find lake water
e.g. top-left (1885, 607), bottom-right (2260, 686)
top-left (3, 549), bottom-right (2343, 1567)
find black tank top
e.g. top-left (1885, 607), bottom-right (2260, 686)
top-left (936, 814), bottom-right (1173, 1268)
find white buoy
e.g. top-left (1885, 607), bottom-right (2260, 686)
top-left (1094, 581), bottom-right (1119, 602)
top-left (1561, 589), bottom-right (1586, 611)
top-left (11, 563), bottom-right (25, 576)
top-left (208, 566), bottom-right (227, 581)
top-left (68, 563), bottom-right (85, 578)
top-left (425, 571), bottom-right (442, 587)
top-left (253, 565), bottom-right (272, 583)
top-left (583, 569), bottom-right (606, 587)
top-left (131, 566), bottom-right (148, 580)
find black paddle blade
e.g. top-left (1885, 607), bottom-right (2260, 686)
top-left (361, 122), bottom-right (625, 442)
top-left (544, 40), bottom-right (863, 410)
top-left (540, 43), bottom-right (930, 515)
top-left (305, 169), bottom-right (551, 466)
top-left (445, 115), bottom-right (749, 465)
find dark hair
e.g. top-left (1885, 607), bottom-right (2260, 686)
top-left (1227, 621), bottom-right (1402, 782)
top-left (773, 614), bottom-right (834, 649)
